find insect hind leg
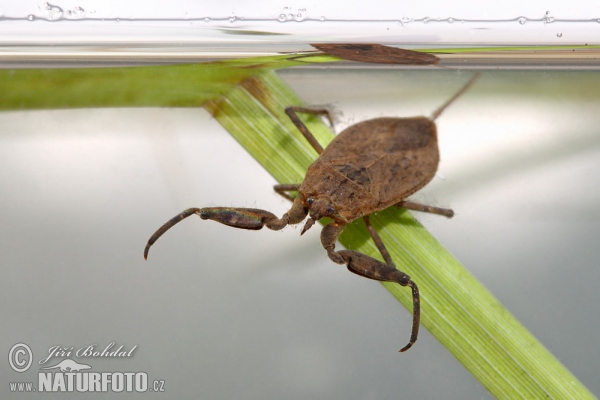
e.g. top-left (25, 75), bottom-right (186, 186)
top-left (395, 200), bottom-right (454, 218)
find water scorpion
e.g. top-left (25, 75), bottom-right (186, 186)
top-left (144, 71), bottom-right (478, 352)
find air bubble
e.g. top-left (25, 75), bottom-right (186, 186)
top-left (278, 14), bottom-right (286, 22)
top-left (423, 17), bottom-right (430, 23)
top-left (204, 17), bottom-right (210, 23)
top-left (320, 16), bottom-right (325, 21)
top-left (39, 2), bottom-right (63, 20)
top-left (229, 16), bottom-right (236, 23)
top-left (557, 32), bottom-right (562, 37)
top-left (518, 17), bottom-right (526, 25)
top-left (68, 6), bottom-right (84, 17)
top-left (28, 14), bottom-right (35, 21)
top-left (448, 17), bottom-right (454, 23)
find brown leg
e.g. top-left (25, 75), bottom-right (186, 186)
top-left (285, 106), bottom-right (334, 155)
top-left (362, 216), bottom-right (393, 265)
top-left (395, 200), bottom-right (454, 218)
top-left (144, 198), bottom-right (307, 260)
top-left (274, 183), bottom-right (301, 202)
top-left (319, 219), bottom-right (420, 352)
top-left (361, 216), bottom-right (420, 352)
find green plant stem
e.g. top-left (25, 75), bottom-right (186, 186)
top-left (205, 70), bottom-right (594, 399)
top-left (0, 54), bottom-right (336, 110)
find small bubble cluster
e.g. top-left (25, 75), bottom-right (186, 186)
top-left (38, 2), bottom-right (63, 20)
top-left (278, 6), bottom-right (308, 22)
top-left (390, 16), bottom-right (463, 25)
top-left (66, 6), bottom-right (85, 18)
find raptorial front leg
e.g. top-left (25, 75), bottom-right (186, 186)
top-left (319, 220), bottom-right (420, 352)
top-left (360, 216), bottom-right (420, 352)
top-left (339, 250), bottom-right (420, 353)
top-left (144, 198), bottom-right (308, 259)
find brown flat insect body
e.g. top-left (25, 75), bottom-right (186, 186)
top-left (299, 117), bottom-right (439, 222)
top-left (144, 73), bottom-right (479, 352)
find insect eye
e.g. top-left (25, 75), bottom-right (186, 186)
top-left (327, 207), bottom-right (334, 214)
top-left (307, 197), bottom-right (314, 205)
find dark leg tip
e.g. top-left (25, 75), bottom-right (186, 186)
top-left (399, 342), bottom-right (414, 353)
top-left (143, 244), bottom-right (150, 260)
